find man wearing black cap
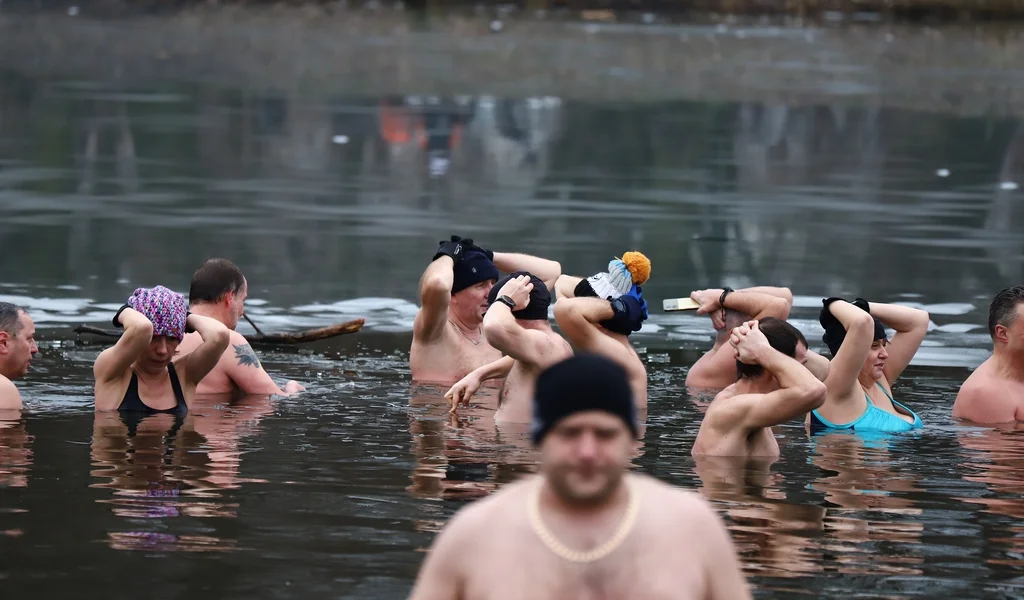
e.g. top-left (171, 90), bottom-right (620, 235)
top-left (481, 272), bottom-right (572, 423)
top-left (409, 354), bottom-right (752, 600)
top-left (411, 236), bottom-right (503, 383)
top-left (691, 318), bottom-right (826, 458)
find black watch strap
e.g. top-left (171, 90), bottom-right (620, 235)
top-left (497, 295), bottom-right (516, 310)
top-left (719, 287), bottom-right (734, 308)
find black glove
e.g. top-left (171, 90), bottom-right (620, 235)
top-left (853, 297), bottom-right (871, 313)
top-left (819, 297), bottom-right (846, 331)
top-left (602, 294), bottom-right (647, 336)
top-left (432, 235), bottom-right (471, 263)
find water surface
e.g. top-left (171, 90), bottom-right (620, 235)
top-left (1, 20), bottom-right (1023, 598)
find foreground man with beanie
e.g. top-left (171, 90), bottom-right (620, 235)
top-left (411, 235), bottom-right (503, 383)
top-left (482, 272), bottom-right (573, 423)
top-left (409, 354), bottom-right (752, 600)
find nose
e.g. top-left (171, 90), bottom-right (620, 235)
top-left (575, 431), bottom-right (600, 461)
top-left (879, 346), bottom-right (889, 359)
top-left (30, 341), bottom-right (38, 356)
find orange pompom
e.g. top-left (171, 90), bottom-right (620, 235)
top-left (620, 251), bottom-right (651, 284)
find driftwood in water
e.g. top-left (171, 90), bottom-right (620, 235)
top-left (72, 318), bottom-right (365, 345)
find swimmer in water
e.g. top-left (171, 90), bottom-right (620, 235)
top-left (446, 251), bottom-right (651, 409)
top-left (177, 258), bottom-right (304, 396)
top-left (553, 252), bottom-right (652, 407)
top-left (479, 272), bottom-right (572, 423)
top-left (409, 354), bottom-right (752, 600)
top-left (410, 236), bottom-right (503, 384)
top-left (686, 286), bottom-right (830, 389)
top-left (691, 319), bottom-right (826, 458)
top-left (808, 297), bottom-right (930, 433)
top-left (93, 285), bottom-right (230, 413)
top-left (0, 303), bottom-right (38, 411)
top-left (953, 285), bottom-right (1024, 423)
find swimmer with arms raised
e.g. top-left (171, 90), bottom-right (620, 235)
top-left (93, 285), bottom-right (230, 413)
top-left (409, 354), bottom-right (752, 600)
top-left (411, 236), bottom-right (503, 384)
top-left (953, 285), bottom-right (1024, 423)
top-left (808, 297), bottom-right (930, 433)
top-left (447, 251), bottom-right (652, 409)
top-left (480, 272), bottom-right (573, 423)
top-left (691, 318), bottom-right (826, 458)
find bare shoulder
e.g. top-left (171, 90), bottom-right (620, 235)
top-left (0, 375), bottom-right (22, 410)
top-left (634, 474), bottom-right (723, 528)
top-left (435, 478), bottom-right (530, 544)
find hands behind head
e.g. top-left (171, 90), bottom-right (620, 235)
top-left (691, 288), bottom-right (726, 329)
top-left (497, 275), bottom-right (533, 309)
top-left (730, 320), bottom-right (770, 365)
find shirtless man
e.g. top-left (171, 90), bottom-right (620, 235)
top-left (686, 286), bottom-right (831, 389)
top-left (0, 303), bottom-right (38, 410)
top-left (481, 272), bottom-right (572, 423)
top-left (409, 354), bottom-right (752, 600)
top-left (446, 250), bottom-right (651, 409)
top-left (176, 258), bottom-right (304, 396)
top-left (691, 318), bottom-right (826, 458)
top-left (953, 285), bottom-right (1024, 423)
top-left (411, 236), bottom-right (502, 383)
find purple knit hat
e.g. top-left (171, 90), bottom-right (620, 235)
top-left (127, 285), bottom-right (188, 340)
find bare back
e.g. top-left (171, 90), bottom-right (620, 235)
top-left (409, 474), bottom-right (751, 600)
top-left (411, 322), bottom-right (504, 385)
top-left (953, 357), bottom-right (1024, 423)
top-left (494, 333), bottom-right (572, 423)
top-left (692, 385), bottom-right (781, 458)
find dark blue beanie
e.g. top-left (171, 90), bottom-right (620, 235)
top-left (487, 271), bottom-right (551, 321)
top-left (452, 250), bottom-right (499, 294)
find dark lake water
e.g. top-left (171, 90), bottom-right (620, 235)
top-left (2, 17), bottom-right (1024, 598)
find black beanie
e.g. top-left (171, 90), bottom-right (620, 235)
top-left (531, 354), bottom-right (638, 445)
top-left (452, 250), bottom-right (499, 295)
top-left (487, 271), bottom-right (551, 321)
top-left (820, 298), bottom-right (888, 357)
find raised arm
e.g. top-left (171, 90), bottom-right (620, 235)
top-left (182, 314), bottom-right (230, 389)
top-left (482, 275), bottom-right (553, 363)
top-left (222, 331), bottom-right (303, 396)
top-left (691, 288), bottom-right (792, 321)
top-left (823, 300), bottom-right (876, 394)
top-left (492, 252), bottom-right (562, 293)
top-left (553, 297), bottom-right (635, 365)
top-left (865, 301), bottom-right (930, 383)
top-left (93, 307), bottom-right (154, 385)
top-left (729, 321), bottom-right (826, 430)
top-left (413, 256), bottom-right (455, 343)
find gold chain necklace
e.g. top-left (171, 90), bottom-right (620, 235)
top-left (527, 480), bottom-right (639, 564)
top-left (448, 319), bottom-right (482, 345)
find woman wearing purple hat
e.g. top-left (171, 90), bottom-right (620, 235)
top-left (93, 285), bottom-right (230, 413)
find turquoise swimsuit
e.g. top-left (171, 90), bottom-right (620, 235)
top-left (810, 382), bottom-right (923, 433)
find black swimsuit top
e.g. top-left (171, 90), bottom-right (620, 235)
top-left (117, 363), bottom-right (188, 415)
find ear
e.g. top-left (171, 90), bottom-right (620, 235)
top-left (994, 324), bottom-right (1010, 345)
top-left (0, 331), bottom-right (8, 353)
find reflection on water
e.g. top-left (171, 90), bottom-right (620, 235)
top-left (0, 417), bottom-right (32, 489)
top-left (87, 397), bottom-right (273, 552)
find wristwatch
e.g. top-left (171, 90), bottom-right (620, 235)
top-left (497, 295), bottom-right (516, 310)
top-left (719, 287), bottom-right (734, 308)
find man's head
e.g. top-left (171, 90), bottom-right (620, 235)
top-left (736, 317), bottom-right (808, 380)
top-left (532, 354), bottom-right (638, 506)
top-left (989, 285), bottom-right (1024, 355)
top-left (449, 250), bottom-right (499, 323)
top-left (189, 258), bottom-right (247, 330)
top-left (487, 271), bottom-right (551, 322)
top-left (0, 303), bottom-right (37, 380)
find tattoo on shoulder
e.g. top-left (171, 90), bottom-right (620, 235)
top-left (234, 343), bottom-right (262, 368)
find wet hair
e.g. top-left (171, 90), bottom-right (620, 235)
top-left (189, 258), bottom-right (246, 305)
top-left (989, 285), bottom-right (1024, 339)
top-left (737, 317), bottom-right (807, 379)
top-left (0, 302), bottom-right (25, 335)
